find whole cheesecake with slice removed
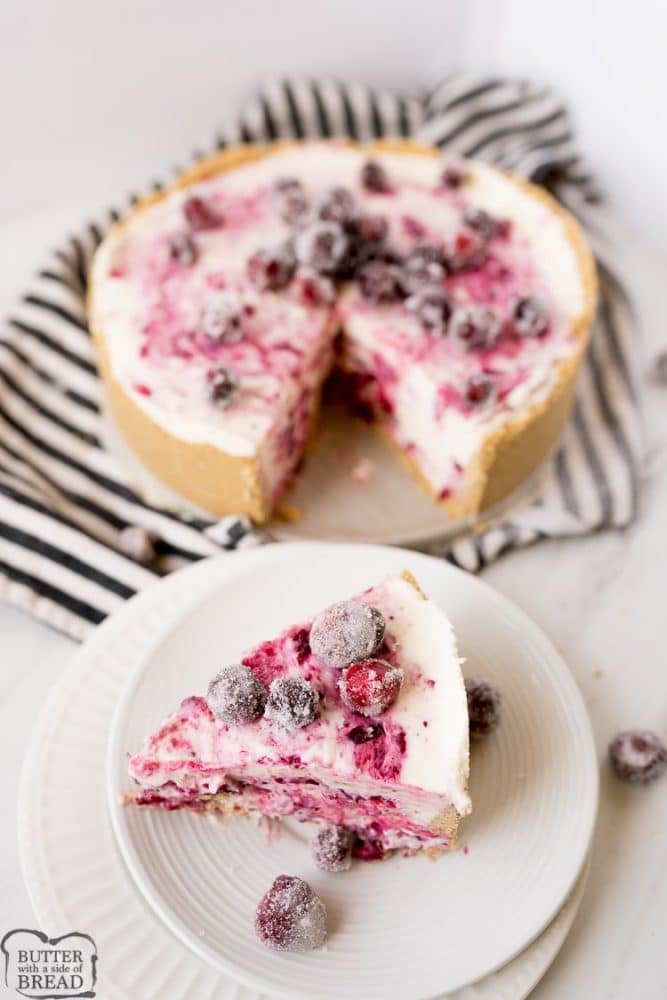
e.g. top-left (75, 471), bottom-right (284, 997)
top-left (127, 571), bottom-right (471, 858)
top-left (89, 140), bottom-right (597, 523)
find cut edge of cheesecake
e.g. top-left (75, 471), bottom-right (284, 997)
top-left (89, 139), bottom-right (598, 523)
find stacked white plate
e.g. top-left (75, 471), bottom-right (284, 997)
top-left (19, 543), bottom-right (598, 999)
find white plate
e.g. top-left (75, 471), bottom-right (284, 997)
top-left (107, 543), bottom-right (598, 999)
top-left (19, 544), bottom-right (593, 1000)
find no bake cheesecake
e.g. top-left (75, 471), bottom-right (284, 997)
top-left (89, 140), bottom-right (597, 522)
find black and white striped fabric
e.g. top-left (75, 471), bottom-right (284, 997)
top-left (0, 75), bottom-right (642, 639)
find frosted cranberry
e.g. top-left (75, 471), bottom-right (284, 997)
top-left (118, 525), bottom-right (157, 565)
top-left (348, 722), bottom-right (383, 744)
top-left (274, 177), bottom-right (310, 227)
top-left (247, 244), bottom-right (296, 291)
top-left (449, 304), bottom-right (501, 351)
top-left (336, 215), bottom-right (388, 277)
top-left (200, 292), bottom-right (244, 342)
top-left (312, 825), bottom-right (354, 872)
top-left (441, 163), bottom-right (467, 188)
top-left (207, 664), bottom-right (267, 724)
top-left (316, 186), bottom-right (356, 224)
top-left (339, 659), bottom-right (404, 717)
top-left (406, 287), bottom-right (452, 334)
top-left (463, 373), bottom-right (497, 409)
top-left (295, 222), bottom-right (348, 275)
top-left (357, 260), bottom-right (401, 303)
top-left (447, 229), bottom-right (487, 271)
top-left (265, 677), bottom-right (319, 730)
top-left (361, 160), bottom-right (392, 193)
top-left (513, 296), bottom-right (549, 337)
top-left (168, 232), bottom-right (197, 266)
top-left (310, 600), bottom-right (386, 667)
top-left (465, 678), bottom-right (502, 739)
top-left (183, 195), bottom-right (221, 231)
top-left (255, 875), bottom-right (326, 952)
top-left (399, 245), bottom-right (446, 295)
top-left (609, 730), bottom-right (667, 785)
top-left (292, 267), bottom-right (336, 307)
top-left (463, 208), bottom-right (496, 238)
top-left (207, 366), bottom-right (240, 405)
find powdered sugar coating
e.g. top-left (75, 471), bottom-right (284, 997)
top-left (265, 676), bottom-right (319, 730)
top-left (310, 600), bottom-right (386, 667)
top-left (312, 825), bottom-right (354, 872)
top-left (206, 664), bottom-right (267, 725)
top-left (608, 730), bottom-right (667, 785)
top-left (254, 875), bottom-right (327, 951)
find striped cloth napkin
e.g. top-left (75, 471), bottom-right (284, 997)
top-left (0, 75), bottom-right (642, 640)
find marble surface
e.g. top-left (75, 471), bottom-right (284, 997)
top-left (1, 199), bottom-right (666, 999)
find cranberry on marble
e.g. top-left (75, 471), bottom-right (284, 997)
top-left (168, 232), bottom-right (197, 266)
top-left (118, 525), bottom-right (157, 565)
top-left (200, 292), bottom-right (244, 342)
top-left (310, 600), bottom-right (386, 667)
top-left (465, 678), bottom-right (502, 739)
top-left (513, 295), bottom-right (549, 337)
top-left (255, 875), bottom-right (327, 951)
top-left (295, 222), bottom-right (348, 275)
top-left (406, 287), bottom-right (452, 334)
top-left (339, 659), bottom-right (404, 716)
top-left (463, 372), bottom-right (497, 409)
top-left (609, 730), bottom-right (667, 785)
top-left (292, 267), bottom-right (336, 307)
top-left (449, 304), bottom-right (501, 351)
top-left (207, 664), bottom-right (267, 724)
top-left (265, 677), bottom-right (319, 730)
top-left (357, 260), bottom-right (402, 304)
top-left (183, 195), bottom-right (221, 231)
top-left (316, 186), bottom-right (356, 225)
top-left (312, 825), bottom-right (354, 872)
top-left (274, 177), bottom-right (310, 227)
top-left (247, 244), bottom-right (296, 291)
top-left (207, 366), bottom-right (240, 405)
top-left (361, 160), bottom-right (392, 193)
top-left (399, 244), bottom-right (446, 295)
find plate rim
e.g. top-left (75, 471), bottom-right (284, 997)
top-left (105, 541), bottom-right (599, 999)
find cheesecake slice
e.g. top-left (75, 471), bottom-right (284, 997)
top-left (127, 572), bottom-right (471, 858)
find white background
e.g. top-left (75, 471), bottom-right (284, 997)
top-left (1, 0), bottom-right (666, 251)
top-left (1, 3), bottom-right (667, 999)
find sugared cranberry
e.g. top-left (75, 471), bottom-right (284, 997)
top-left (207, 664), bottom-right (267, 725)
top-left (312, 825), bottom-right (354, 872)
top-left (118, 525), bottom-right (157, 565)
top-left (449, 304), bottom-right (501, 351)
top-left (168, 232), bottom-right (197, 266)
top-left (200, 292), bottom-right (244, 342)
top-left (513, 295), bottom-right (549, 337)
top-left (463, 208), bottom-right (497, 238)
top-left (246, 244), bottom-right (296, 291)
top-left (465, 678), bottom-right (502, 739)
top-left (339, 659), bottom-right (404, 717)
top-left (274, 177), bottom-right (310, 227)
top-left (399, 244), bottom-right (446, 295)
top-left (447, 228), bottom-right (487, 271)
top-left (463, 372), bottom-right (497, 409)
top-left (255, 875), bottom-right (326, 952)
top-left (295, 222), bottom-right (348, 275)
top-left (183, 195), bottom-right (221, 231)
top-left (310, 600), bottom-right (386, 667)
top-left (348, 722), bottom-right (384, 744)
top-left (292, 267), bottom-right (336, 307)
top-left (361, 160), bottom-right (392, 193)
top-left (406, 287), bottom-right (452, 334)
top-left (609, 730), bottom-right (667, 785)
top-left (316, 186), bottom-right (356, 225)
top-left (207, 366), bottom-right (240, 405)
top-left (357, 260), bottom-right (401, 303)
top-left (265, 677), bottom-right (319, 730)
top-left (337, 215), bottom-right (389, 277)
top-left (441, 162), bottom-right (467, 189)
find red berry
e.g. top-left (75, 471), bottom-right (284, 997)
top-left (255, 875), bottom-right (326, 952)
top-left (513, 295), bottom-right (549, 337)
top-left (441, 163), bottom-right (467, 189)
top-left (292, 267), bottom-right (336, 307)
top-left (316, 186), bottom-right (356, 224)
top-left (609, 730), bottom-right (667, 785)
top-left (406, 287), bottom-right (452, 334)
top-left (295, 222), bottom-right (348, 275)
top-left (357, 260), bottom-right (401, 304)
top-left (207, 366), bottom-right (239, 405)
top-left (274, 177), bottom-right (310, 227)
top-left (199, 292), bottom-right (244, 342)
top-left (361, 161), bottom-right (392, 193)
top-left (207, 664), bottom-right (267, 724)
top-left (339, 659), bottom-right (403, 716)
top-left (265, 677), bottom-right (319, 730)
top-left (312, 825), bottom-right (354, 872)
top-left (463, 372), bottom-right (497, 409)
top-left (183, 195), bottom-right (221, 231)
top-left (168, 232), bottom-right (197, 266)
top-left (247, 244), bottom-right (296, 291)
top-left (465, 678), bottom-right (501, 739)
top-left (449, 304), bottom-right (501, 351)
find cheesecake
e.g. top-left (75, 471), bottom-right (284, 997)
top-left (89, 140), bottom-right (596, 521)
top-left (127, 571), bottom-right (471, 858)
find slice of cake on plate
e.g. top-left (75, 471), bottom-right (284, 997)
top-left (127, 571), bottom-right (471, 858)
top-left (89, 140), bottom-right (597, 522)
